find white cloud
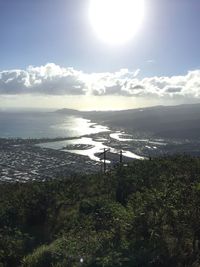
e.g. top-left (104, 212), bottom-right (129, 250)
top-left (0, 63), bottom-right (200, 102)
top-left (0, 63), bottom-right (85, 95)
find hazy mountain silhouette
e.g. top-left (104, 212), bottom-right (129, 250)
top-left (56, 103), bottom-right (200, 139)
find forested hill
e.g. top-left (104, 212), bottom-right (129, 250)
top-left (1, 156), bottom-right (200, 267)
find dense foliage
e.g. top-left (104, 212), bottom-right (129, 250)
top-left (1, 156), bottom-right (200, 266)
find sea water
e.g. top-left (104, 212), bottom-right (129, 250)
top-left (0, 112), bottom-right (108, 138)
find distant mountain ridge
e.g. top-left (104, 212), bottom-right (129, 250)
top-left (55, 103), bottom-right (200, 140)
top-left (55, 103), bottom-right (200, 114)
top-left (55, 108), bottom-right (81, 115)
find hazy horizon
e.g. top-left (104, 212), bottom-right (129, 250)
top-left (1, 101), bottom-right (200, 113)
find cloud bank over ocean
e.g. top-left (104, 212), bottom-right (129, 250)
top-left (0, 63), bottom-right (200, 101)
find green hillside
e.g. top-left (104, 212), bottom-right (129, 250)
top-left (1, 156), bottom-right (200, 266)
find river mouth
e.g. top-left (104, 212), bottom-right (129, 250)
top-left (38, 135), bottom-right (145, 163)
top-left (0, 112), bottom-right (169, 163)
top-left (19, 113), bottom-right (170, 163)
top-left (37, 129), bottom-right (169, 163)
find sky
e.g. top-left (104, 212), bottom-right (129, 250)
top-left (0, 0), bottom-right (200, 110)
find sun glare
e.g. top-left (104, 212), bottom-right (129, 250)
top-left (89, 0), bottom-right (145, 45)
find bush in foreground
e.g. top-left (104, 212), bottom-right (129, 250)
top-left (1, 155), bottom-right (200, 266)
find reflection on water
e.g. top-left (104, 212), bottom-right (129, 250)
top-left (0, 113), bottom-right (109, 138)
top-left (0, 112), bottom-right (168, 163)
top-left (39, 137), bottom-right (108, 162)
top-left (121, 150), bottom-right (144, 160)
top-left (39, 136), bottom-right (144, 162)
top-left (110, 133), bottom-right (134, 141)
top-left (64, 138), bottom-right (109, 162)
top-left (52, 117), bottom-right (110, 137)
top-left (110, 132), bottom-right (167, 145)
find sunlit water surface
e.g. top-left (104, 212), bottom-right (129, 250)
top-left (0, 112), bottom-right (157, 162)
top-left (39, 137), bottom-right (144, 162)
top-left (0, 112), bottom-right (108, 138)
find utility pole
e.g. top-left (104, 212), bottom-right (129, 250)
top-left (98, 148), bottom-right (110, 174)
top-left (104, 148), bottom-right (106, 173)
top-left (100, 158), bottom-right (103, 173)
top-left (119, 150), bottom-right (123, 164)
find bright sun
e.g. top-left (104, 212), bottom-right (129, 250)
top-left (89, 0), bottom-right (145, 45)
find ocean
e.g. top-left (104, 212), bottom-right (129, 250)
top-left (0, 111), bottom-right (145, 161)
top-left (0, 112), bottom-right (108, 139)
